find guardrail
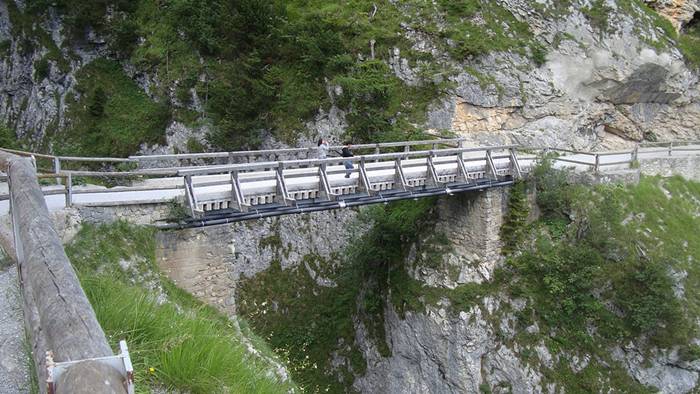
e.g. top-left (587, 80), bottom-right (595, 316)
top-left (0, 150), bottom-right (132, 393)
top-left (127, 137), bottom-right (466, 162)
top-left (175, 145), bottom-right (523, 216)
top-left (0, 137), bottom-right (466, 175)
top-left (1, 140), bottom-right (698, 212)
top-left (521, 141), bottom-right (700, 172)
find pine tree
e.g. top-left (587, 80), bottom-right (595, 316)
top-left (501, 181), bottom-right (529, 255)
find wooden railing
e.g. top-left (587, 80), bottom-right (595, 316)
top-left (0, 150), bottom-right (132, 393)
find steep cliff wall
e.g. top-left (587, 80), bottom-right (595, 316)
top-left (1, 0), bottom-right (699, 156)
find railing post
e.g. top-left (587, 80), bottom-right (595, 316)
top-left (394, 158), bottom-right (408, 191)
top-left (509, 148), bottom-right (522, 179)
top-left (485, 149), bottom-right (497, 179)
top-left (184, 175), bottom-right (197, 216)
top-left (668, 142), bottom-right (673, 156)
top-left (404, 145), bottom-right (410, 153)
top-left (54, 157), bottom-right (61, 185)
top-left (230, 171), bottom-right (248, 212)
top-left (631, 144), bottom-right (639, 168)
top-left (426, 152), bottom-right (441, 187)
top-left (358, 157), bottom-right (373, 196)
top-left (275, 162), bottom-right (294, 206)
top-left (65, 174), bottom-right (72, 208)
top-left (318, 163), bottom-right (337, 201)
top-left (594, 154), bottom-right (600, 173)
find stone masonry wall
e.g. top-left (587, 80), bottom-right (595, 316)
top-left (154, 208), bottom-right (361, 315)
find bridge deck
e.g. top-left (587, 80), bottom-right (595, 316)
top-left (0, 141), bottom-right (698, 226)
top-left (177, 147), bottom-right (524, 222)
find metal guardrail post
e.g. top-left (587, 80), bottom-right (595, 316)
top-left (594, 154), bottom-right (600, 172)
top-left (230, 171), bottom-right (248, 212)
top-left (426, 153), bottom-right (442, 187)
top-left (485, 149), bottom-right (497, 179)
top-left (668, 142), bottom-right (673, 156)
top-left (358, 157), bottom-right (373, 196)
top-left (394, 158), bottom-right (409, 191)
top-left (53, 157), bottom-right (61, 185)
top-left (275, 162), bottom-right (294, 206)
top-left (64, 174), bottom-right (72, 208)
top-left (184, 175), bottom-right (197, 216)
top-left (508, 148), bottom-right (522, 178)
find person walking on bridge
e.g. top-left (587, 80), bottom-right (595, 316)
top-left (317, 138), bottom-right (330, 159)
top-left (342, 142), bottom-right (354, 178)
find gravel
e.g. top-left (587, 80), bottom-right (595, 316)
top-left (0, 265), bottom-right (30, 394)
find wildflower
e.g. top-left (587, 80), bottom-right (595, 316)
top-left (148, 367), bottom-right (155, 374)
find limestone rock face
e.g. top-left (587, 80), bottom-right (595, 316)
top-left (424, 0), bottom-right (700, 150)
top-left (644, 0), bottom-right (700, 30)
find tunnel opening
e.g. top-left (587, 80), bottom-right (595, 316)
top-left (684, 11), bottom-right (700, 36)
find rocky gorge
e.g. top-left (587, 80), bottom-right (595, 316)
top-left (1, 0), bottom-right (700, 393)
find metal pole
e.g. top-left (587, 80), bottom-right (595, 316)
top-left (54, 157), bottom-right (61, 185)
top-left (594, 154), bottom-right (600, 172)
top-left (65, 174), bottom-right (72, 208)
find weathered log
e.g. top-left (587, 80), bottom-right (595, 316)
top-left (0, 151), bottom-right (125, 394)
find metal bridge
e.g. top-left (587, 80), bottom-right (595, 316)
top-left (1, 138), bottom-right (699, 228)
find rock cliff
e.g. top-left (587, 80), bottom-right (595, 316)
top-left (1, 0), bottom-right (699, 154)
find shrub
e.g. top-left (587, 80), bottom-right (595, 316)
top-left (532, 156), bottom-right (573, 219)
top-left (34, 57), bottom-right (50, 80)
top-left (0, 125), bottom-right (20, 149)
top-left (501, 181), bottom-right (529, 254)
top-left (88, 87), bottom-right (107, 117)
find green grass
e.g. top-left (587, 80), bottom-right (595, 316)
top-left (581, 0), bottom-right (615, 34)
top-left (52, 58), bottom-right (170, 158)
top-left (65, 221), bottom-right (294, 393)
top-left (679, 19), bottom-right (700, 68)
top-left (18, 0), bottom-right (543, 153)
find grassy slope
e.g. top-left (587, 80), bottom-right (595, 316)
top-left (65, 221), bottom-right (294, 393)
top-left (504, 171), bottom-right (700, 392)
top-left (50, 59), bottom-right (170, 158)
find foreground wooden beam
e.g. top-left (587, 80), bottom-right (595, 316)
top-left (0, 151), bottom-right (126, 394)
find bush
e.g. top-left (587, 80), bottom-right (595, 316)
top-left (532, 156), bottom-right (573, 219)
top-left (88, 87), bottom-right (107, 117)
top-left (501, 181), bottom-right (529, 254)
top-left (34, 57), bottom-right (50, 80)
top-left (0, 125), bottom-right (20, 149)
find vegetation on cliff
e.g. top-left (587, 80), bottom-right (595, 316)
top-left (240, 164), bottom-right (700, 392)
top-left (10, 0), bottom-right (547, 155)
top-left (65, 221), bottom-right (294, 393)
top-left (237, 199), bottom-right (439, 392)
top-left (500, 166), bottom-right (700, 392)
